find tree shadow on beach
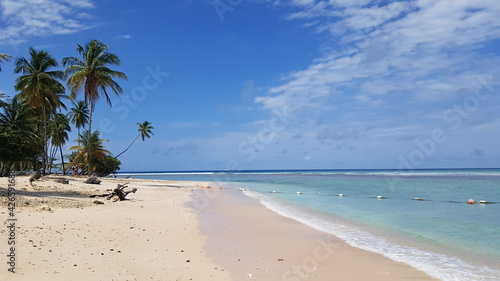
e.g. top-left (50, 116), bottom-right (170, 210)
top-left (0, 186), bottom-right (92, 200)
top-left (0, 177), bottom-right (101, 208)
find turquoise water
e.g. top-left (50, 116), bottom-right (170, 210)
top-left (118, 169), bottom-right (500, 280)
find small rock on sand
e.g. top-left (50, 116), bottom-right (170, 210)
top-left (85, 177), bottom-right (101, 184)
top-left (40, 204), bottom-right (52, 211)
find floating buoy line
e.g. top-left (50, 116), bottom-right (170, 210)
top-left (254, 189), bottom-right (498, 204)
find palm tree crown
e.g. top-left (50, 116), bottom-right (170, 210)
top-left (0, 95), bottom-right (38, 140)
top-left (14, 48), bottom-right (66, 112)
top-left (69, 130), bottom-right (111, 174)
top-left (68, 100), bottom-right (89, 136)
top-left (14, 47), bottom-right (66, 174)
top-left (138, 121), bottom-right (154, 141)
top-left (62, 39), bottom-right (127, 108)
top-left (0, 95), bottom-right (41, 174)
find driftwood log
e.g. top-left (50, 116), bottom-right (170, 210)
top-left (89, 183), bottom-right (137, 201)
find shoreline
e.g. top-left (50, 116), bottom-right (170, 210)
top-left (193, 187), bottom-right (437, 281)
top-left (2, 175), bottom-right (495, 280)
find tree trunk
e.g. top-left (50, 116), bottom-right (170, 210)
top-left (49, 145), bottom-right (57, 174)
top-left (59, 144), bottom-right (66, 175)
top-left (87, 103), bottom-right (93, 176)
top-left (42, 106), bottom-right (47, 175)
top-left (115, 133), bottom-right (140, 158)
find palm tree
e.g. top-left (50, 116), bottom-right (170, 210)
top-left (115, 121), bottom-right (154, 158)
top-left (63, 39), bottom-right (127, 175)
top-left (14, 47), bottom-right (66, 174)
top-left (0, 95), bottom-right (41, 175)
top-left (0, 95), bottom-right (39, 140)
top-left (69, 130), bottom-right (111, 174)
top-left (68, 100), bottom-right (89, 137)
top-left (49, 113), bottom-right (71, 174)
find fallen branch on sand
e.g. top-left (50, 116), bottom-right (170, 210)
top-left (89, 183), bottom-right (137, 201)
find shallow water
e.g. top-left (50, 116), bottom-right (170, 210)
top-left (119, 169), bottom-right (500, 280)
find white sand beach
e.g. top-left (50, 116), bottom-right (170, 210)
top-left (1, 175), bottom-right (436, 280)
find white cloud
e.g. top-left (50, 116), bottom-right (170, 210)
top-left (118, 34), bottom-right (131, 40)
top-left (0, 0), bottom-right (95, 45)
top-left (249, 0), bottom-right (500, 167)
top-left (256, 0), bottom-right (500, 114)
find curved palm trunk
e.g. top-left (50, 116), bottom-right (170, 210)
top-left (115, 133), bottom-right (140, 158)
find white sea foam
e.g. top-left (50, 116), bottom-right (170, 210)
top-left (118, 172), bottom-right (216, 176)
top-left (244, 190), bottom-right (500, 281)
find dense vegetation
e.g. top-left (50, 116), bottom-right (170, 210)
top-left (0, 42), bottom-right (153, 177)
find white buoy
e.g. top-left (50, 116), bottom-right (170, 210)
top-left (414, 197), bottom-right (422, 201)
top-left (272, 191), bottom-right (277, 193)
top-left (376, 195), bottom-right (384, 199)
top-left (338, 194), bottom-right (344, 197)
top-left (479, 200), bottom-right (487, 204)
top-left (297, 192), bottom-right (302, 195)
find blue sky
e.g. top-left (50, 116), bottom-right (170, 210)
top-left (1, 0), bottom-right (499, 171)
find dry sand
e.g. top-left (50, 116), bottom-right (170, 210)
top-left (1, 175), bottom-right (437, 281)
top-left (0, 175), bottom-right (231, 281)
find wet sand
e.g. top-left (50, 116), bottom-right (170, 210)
top-left (195, 188), bottom-right (437, 281)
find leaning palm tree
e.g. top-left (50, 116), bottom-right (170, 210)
top-left (49, 113), bottom-right (71, 174)
top-left (63, 39), bottom-right (127, 175)
top-left (115, 121), bottom-right (154, 158)
top-left (68, 100), bottom-right (89, 137)
top-left (69, 130), bottom-right (111, 175)
top-left (14, 47), bottom-right (66, 174)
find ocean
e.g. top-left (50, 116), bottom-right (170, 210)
top-left (117, 169), bottom-right (500, 280)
